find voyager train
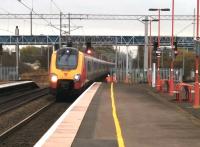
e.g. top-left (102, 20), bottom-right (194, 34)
top-left (49, 47), bottom-right (114, 95)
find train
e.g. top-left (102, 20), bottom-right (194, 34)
top-left (49, 47), bottom-right (114, 96)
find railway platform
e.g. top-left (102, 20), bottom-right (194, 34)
top-left (0, 81), bottom-right (38, 94)
top-left (35, 82), bottom-right (200, 147)
top-left (0, 80), bottom-right (33, 88)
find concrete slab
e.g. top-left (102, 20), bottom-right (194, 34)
top-left (114, 83), bottom-right (200, 147)
top-left (72, 83), bottom-right (118, 147)
top-left (73, 83), bottom-right (200, 147)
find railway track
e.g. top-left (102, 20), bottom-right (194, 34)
top-left (0, 81), bottom-right (39, 97)
top-left (0, 81), bottom-right (88, 146)
top-left (0, 87), bottom-right (49, 115)
top-left (0, 101), bottom-right (72, 146)
top-left (0, 100), bottom-right (55, 141)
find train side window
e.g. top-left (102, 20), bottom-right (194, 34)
top-left (85, 57), bottom-right (87, 69)
top-left (91, 60), bottom-right (94, 71)
top-left (88, 61), bottom-right (91, 72)
top-left (94, 61), bottom-right (97, 71)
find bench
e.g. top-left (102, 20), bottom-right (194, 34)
top-left (175, 83), bottom-right (194, 103)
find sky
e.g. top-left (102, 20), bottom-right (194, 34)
top-left (0, 0), bottom-right (197, 36)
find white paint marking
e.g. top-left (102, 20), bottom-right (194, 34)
top-left (34, 82), bottom-right (100, 147)
top-left (0, 81), bottom-right (33, 88)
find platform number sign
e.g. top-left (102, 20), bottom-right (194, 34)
top-left (195, 40), bottom-right (200, 56)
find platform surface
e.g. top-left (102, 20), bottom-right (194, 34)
top-left (0, 81), bottom-right (32, 88)
top-left (72, 83), bottom-right (200, 147)
top-left (35, 83), bottom-right (200, 147)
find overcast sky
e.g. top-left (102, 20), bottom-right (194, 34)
top-left (0, 0), bottom-right (197, 36)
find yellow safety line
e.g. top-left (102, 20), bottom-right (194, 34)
top-left (110, 82), bottom-right (125, 147)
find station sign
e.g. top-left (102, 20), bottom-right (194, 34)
top-left (156, 48), bottom-right (161, 57)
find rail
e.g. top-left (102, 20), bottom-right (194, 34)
top-left (0, 101), bottom-right (54, 141)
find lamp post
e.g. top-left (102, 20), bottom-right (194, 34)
top-left (194, 0), bottom-right (200, 108)
top-left (149, 8), bottom-right (170, 91)
top-left (169, 0), bottom-right (175, 96)
top-left (15, 26), bottom-right (19, 80)
top-left (142, 18), bottom-right (158, 86)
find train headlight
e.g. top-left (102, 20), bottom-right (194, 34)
top-left (51, 74), bottom-right (58, 83)
top-left (74, 74), bottom-right (81, 82)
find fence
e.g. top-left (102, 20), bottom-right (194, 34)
top-left (0, 67), bottom-right (18, 81)
top-left (115, 68), bottom-right (183, 84)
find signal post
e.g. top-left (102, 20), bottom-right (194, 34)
top-left (149, 8), bottom-right (170, 91)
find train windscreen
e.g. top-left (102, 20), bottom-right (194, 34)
top-left (56, 48), bottom-right (78, 69)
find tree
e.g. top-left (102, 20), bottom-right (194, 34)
top-left (20, 46), bottom-right (52, 70)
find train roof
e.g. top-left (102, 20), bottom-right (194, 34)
top-left (84, 53), bottom-right (114, 65)
top-left (54, 47), bottom-right (114, 65)
top-left (56, 47), bottom-right (78, 51)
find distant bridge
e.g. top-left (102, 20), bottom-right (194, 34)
top-left (0, 35), bottom-right (194, 48)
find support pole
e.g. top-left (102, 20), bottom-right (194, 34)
top-left (149, 19), bottom-right (152, 86)
top-left (30, 11), bottom-right (32, 35)
top-left (169, 0), bottom-right (175, 96)
top-left (194, 0), bottom-right (200, 108)
top-left (137, 48), bottom-right (140, 70)
top-left (182, 52), bottom-right (185, 76)
top-left (129, 50), bottom-right (132, 83)
top-left (15, 26), bottom-right (19, 80)
top-left (59, 12), bottom-right (62, 49)
top-left (156, 9), bottom-right (161, 91)
top-left (68, 13), bottom-right (71, 35)
top-left (194, 8), bottom-right (196, 39)
top-left (152, 63), bottom-right (156, 87)
top-left (144, 16), bottom-right (149, 71)
top-left (47, 46), bottom-right (50, 72)
top-left (125, 45), bottom-right (129, 83)
top-left (115, 45), bottom-right (118, 72)
top-left (119, 47), bottom-right (121, 81)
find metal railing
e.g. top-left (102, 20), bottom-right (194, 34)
top-left (0, 67), bottom-right (17, 81)
top-left (115, 68), bottom-right (183, 83)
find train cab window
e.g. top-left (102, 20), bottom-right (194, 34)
top-left (56, 48), bottom-right (78, 69)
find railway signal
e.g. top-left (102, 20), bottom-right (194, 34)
top-left (85, 42), bottom-right (94, 55)
top-left (153, 42), bottom-right (161, 57)
top-left (172, 41), bottom-right (178, 59)
top-left (174, 41), bottom-right (178, 57)
top-left (86, 49), bottom-right (92, 54)
top-left (153, 41), bottom-right (158, 51)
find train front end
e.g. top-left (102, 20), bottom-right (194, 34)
top-left (49, 47), bottom-right (84, 95)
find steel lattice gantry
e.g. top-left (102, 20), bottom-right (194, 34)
top-left (0, 14), bottom-right (197, 21)
top-left (0, 35), bottom-right (194, 48)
